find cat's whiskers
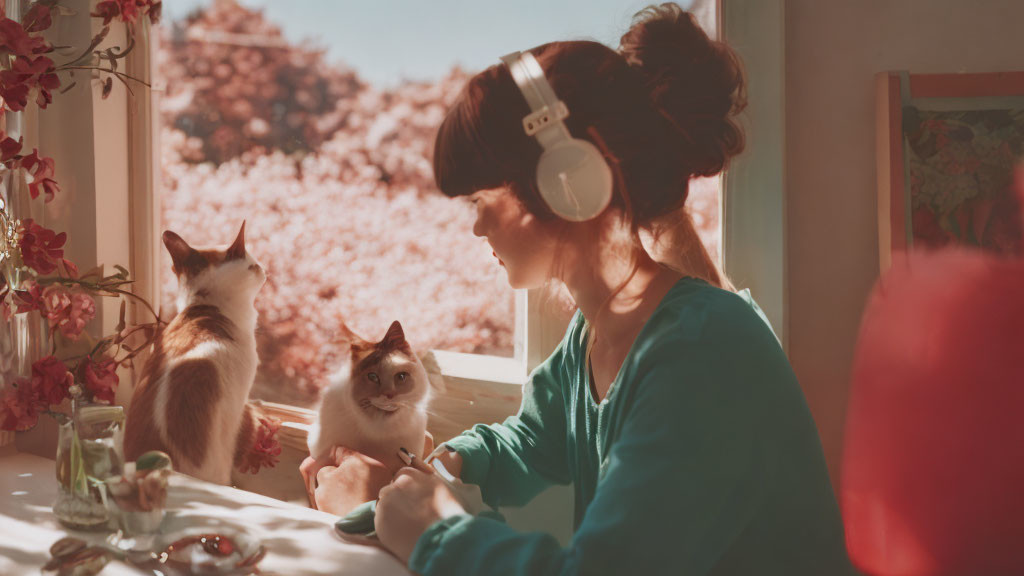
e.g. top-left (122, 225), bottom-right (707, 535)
top-left (379, 398), bottom-right (485, 428)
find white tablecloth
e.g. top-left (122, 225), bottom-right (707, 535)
top-left (0, 451), bottom-right (410, 575)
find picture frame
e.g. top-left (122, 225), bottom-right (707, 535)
top-left (875, 70), bottom-right (1024, 270)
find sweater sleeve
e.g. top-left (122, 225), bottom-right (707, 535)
top-left (442, 332), bottom-right (574, 508)
top-left (410, 340), bottom-right (769, 576)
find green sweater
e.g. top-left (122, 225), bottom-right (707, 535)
top-left (410, 277), bottom-right (851, 575)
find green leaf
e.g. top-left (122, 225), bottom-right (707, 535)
top-left (70, 429), bottom-right (88, 496)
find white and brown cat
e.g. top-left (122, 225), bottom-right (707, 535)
top-left (124, 223), bottom-right (268, 485)
top-left (308, 321), bottom-right (434, 475)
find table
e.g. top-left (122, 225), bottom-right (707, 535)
top-left (0, 451), bottom-right (410, 575)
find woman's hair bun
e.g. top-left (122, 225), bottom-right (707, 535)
top-left (618, 3), bottom-right (747, 177)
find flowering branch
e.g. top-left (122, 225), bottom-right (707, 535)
top-left (0, 1), bottom-right (162, 432)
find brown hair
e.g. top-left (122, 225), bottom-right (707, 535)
top-left (432, 3), bottom-right (746, 286)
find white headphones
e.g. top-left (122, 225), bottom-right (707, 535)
top-left (500, 50), bottom-right (613, 222)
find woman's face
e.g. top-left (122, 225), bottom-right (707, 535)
top-left (468, 186), bottom-right (562, 289)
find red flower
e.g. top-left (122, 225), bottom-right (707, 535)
top-left (42, 285), bottom-right (96, 341)
top-left (12, 279), bottom-right (44, 313)
top-left (119, 0), bottom-right (139, 23)
top-left (82, 358), bottom-right (119, 404)
top-left (0, 56), bottom-right (60, 111)
top-left (148, 1), bottom-right (163, 25)
top-left (0, 17), bottom-right (50, 59)
top-left (30, 355), bottom-right (72, 406)
top-left (34, 69), bottom-right (59, 108)
top-left (92, 0), bottom-right (161, 26)
top-left (0, 75), bottom-right (30, 111)
top-left (23, 4), bottom-right (52, 34)
top-left (239, 417), bottom-right (282, 474)
top-left (17, 219), bottom-right (65, 275)
top-left (91, 1), bottom-right (122, 25)
top-left (0, 378), bottom-right (43, 431)
top-left (19, 150), bottom-right (60, 202)
top-left (0, 131), bottom-right (21, 163)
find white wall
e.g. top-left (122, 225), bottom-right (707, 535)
top-left (784, 0), bottom-right (1024, 484)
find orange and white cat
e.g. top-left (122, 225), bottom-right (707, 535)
top-left (308, 321), bottom-right (432, 474)
top-left (124, 223), bottom-right (267, 485)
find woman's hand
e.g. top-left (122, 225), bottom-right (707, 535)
top-left (375, 452), bottom-right (472, 564)
top-left (299, 446), bottom-right (392, 516)
top-left (425, 444), bottom-right (464, 480)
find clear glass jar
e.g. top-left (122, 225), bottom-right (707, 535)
top-left (53, 400), bottom-right (126, 530)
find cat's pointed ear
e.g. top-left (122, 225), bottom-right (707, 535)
top-left (338, 321), bottom-right (357, 343)
top-left (163, 230), bottom-right (197, 274)
top-left (381, 320), bottom-right (411, 352)
top-left (226, 221), bottom-right (246, 261)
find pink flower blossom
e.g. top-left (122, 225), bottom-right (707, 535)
top-left (42, 285), bottom-right (96, 341)
top-left (82, 358), bottom-right (119, 404)
top-left (17, 219), bottom-right (65, 275)
top-left (19, 149), bottom-right (60, 202)
top-left (30, 355), bottom-right (72, 407)
top-left (0, 379), bottom-right (42, 431)
top-left (238, 417), bottom-right (282, 474)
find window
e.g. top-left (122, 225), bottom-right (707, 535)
top-left (152, 0), bottom-right (725, 417)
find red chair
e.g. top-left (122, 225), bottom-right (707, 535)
top-left (842, 171), bottom-right (1024, 575)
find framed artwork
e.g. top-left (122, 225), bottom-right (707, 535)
top-left (876, 71), bottom-right (1024, 270)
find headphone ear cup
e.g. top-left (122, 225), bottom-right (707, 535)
top-left (535, 138), bottom-right (614, 222)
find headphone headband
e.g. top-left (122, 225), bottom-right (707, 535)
top-left (500, 51), bottom-right (571, 145)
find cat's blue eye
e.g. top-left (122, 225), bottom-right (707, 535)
top-left (396, 372), bottom-right (408, 381)
top-left (368, 373), bottom-right (379, 384)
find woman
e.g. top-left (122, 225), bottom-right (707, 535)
top-left (306, 4), bottom-right (850, 574)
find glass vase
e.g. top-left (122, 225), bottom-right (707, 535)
top-left (0, 83), bottom-right (47, 386)
top-left (53, 398), bottom-right (126, 530)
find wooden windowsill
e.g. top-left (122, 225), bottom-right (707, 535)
top-left (251, 351), bottom-right (526, 457)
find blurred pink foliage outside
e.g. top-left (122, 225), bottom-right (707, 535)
top-left (156, 1), bottom-right (719, 407)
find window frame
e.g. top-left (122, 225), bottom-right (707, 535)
top-left (719, 0), bottom-right (788, 350)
